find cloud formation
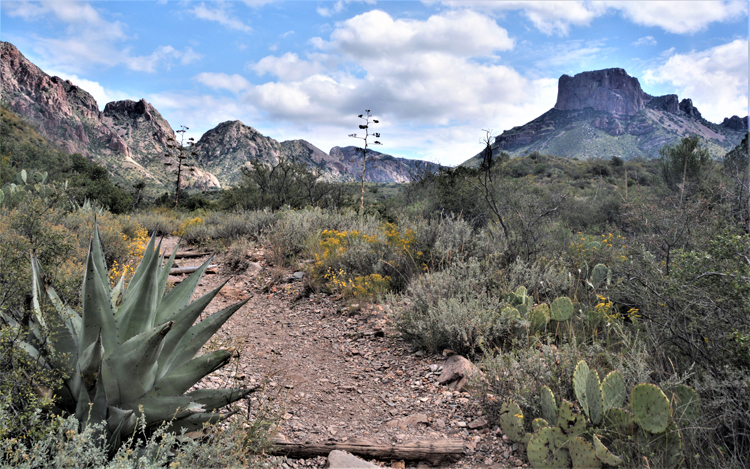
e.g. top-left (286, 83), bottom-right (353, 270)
top-left (643, 38), bottom-right (749, 122)
top-left (4, 0), bottom-right (201, 74)
top-left (190, 2), bottom-right (253, 33)
top-left (435, 0), bottom-right (747, 36)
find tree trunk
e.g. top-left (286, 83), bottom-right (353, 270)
top-left (270, 438), bottom-right (464, 465)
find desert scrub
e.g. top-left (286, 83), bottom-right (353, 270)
top-left (179, 210), bottom-right (278, 246)
top-left (130, 208), bottom-right (181, 236)
top-left (566, 231), bottom-right (629, 275)
top-left (312, 222), bottom-right (422, 298)
top-left (396, 258), bottom-right (510, 355)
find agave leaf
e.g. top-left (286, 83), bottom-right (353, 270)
top-left (106, 322), bottom-right (172, 405)
top-left (167, 411), bottom-right (234, 434)
top-left (111, 273), bottom-right (126, 311)
top-left (186, 388), bottom-right (255, 412)
top-left (81, 248), bottom-right (118, 355)
top-left (91, 225), bottom-right (111, 298)
top-left (78, 333), bottom-right (104, 386)
top-left (116, 241), bottom-right (162, 342)
top-left (75, 365), bottom-right (107, 432)
top-left (156, 242), bottom-right (180, 306)
top-left (125, 396), bottom-right (203, 425)
top-left (151, 349), bottom-right (232, 397)
top-left (107, 407), bottom-right (136, 458)
top-left (45, 282), bottom-right (82, 340)
top-left (155, 257), bottom-right (214, 325)
top-left (125, 233), bottom-right (158, 296)
top-left (169, 299), bottom-right (249, 372)
top-left (156, 283), bottom-right (226, 380)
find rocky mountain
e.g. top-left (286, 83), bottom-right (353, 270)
top-left (464, 68), bottom-right (748, 166)
top-left (191, 120), bottom-right (433, 184)
top-left (0, 41), bottom-right (220, 190)
top-left (1, 41), bottom-right (430, 188)
top-left (328, 146), bottom-right (439, 183)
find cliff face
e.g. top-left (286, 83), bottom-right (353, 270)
top-left (1, 41), bottom-right (129, 157)
top-left (0, 41), bottom-right (221, 189)
top-left (460, 67), bottom-right (747, 166)
top-left (554, 68), bottom-right (648, 115)
top-left (328, 146), bottom-right (438, 183)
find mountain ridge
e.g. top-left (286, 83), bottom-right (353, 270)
top-left (463, 68), bottom-right (747, 166)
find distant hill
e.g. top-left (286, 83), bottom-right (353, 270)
top-left (0, 41), bottom-right (434, 188)
top-left (463, 68), bottom-right (747, 167)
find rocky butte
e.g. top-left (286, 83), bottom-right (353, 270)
top-left (463, 67), bottom-right (747, 165)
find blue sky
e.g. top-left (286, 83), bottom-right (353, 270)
top-left (1, 0), bottom-right (748, 165)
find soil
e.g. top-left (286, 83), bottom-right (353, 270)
top-left (160, 238), bottom-right (523, 468)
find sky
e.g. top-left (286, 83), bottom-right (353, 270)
top-left (1, 0), bottom-right (748, 166)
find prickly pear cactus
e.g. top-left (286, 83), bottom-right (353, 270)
top-left (567, 437), bottom-right (601, 469)
top-left (530, 304), bottom-right (550, 332)
top-left (573, 360), bottom-right (591, 417)
top-left (557, 399), bottom-right (586, 438)
top-left (527, 427), bottom-right (569, 469)
top-left (664, 384), bottom-right (701, 426)
top-left (601, 371), bottom-right (626, 412)
top-left (636, 420), bottom-right (683, 469)
top-left (532, 418), bottom-right (549, 432)
top-left (604, 407), bottom-right (635, 435)
top-left (501, 306), bottom-right (521, 320)
top-left (499, 400), bottom-right (525, 442)
top-left (540, 385), bottom-right (557, 426)
top-left (593, 434), bottom-right (623, 466)
top-left (589, 263), bottom-right (611, 289)
top-left (550, 296), bottom-right (574, 321)
top-left (586, 368), bottom-right (604, 425)
top-left (631, 383), bottom-right (671, 433)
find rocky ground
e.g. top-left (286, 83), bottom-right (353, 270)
top-left (162, 239), bottom-right (525, 468)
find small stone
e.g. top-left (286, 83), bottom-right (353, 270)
top-left (484, 457), bottom-right (493, 465)
top-left (327, 450), bottom-right (378, 468)
top-left (468, 416), bottom-right (488, 429)
top-left (434, 419), bottom-right (446, 429)
top-left (457, 421), bottom-right (467, 428)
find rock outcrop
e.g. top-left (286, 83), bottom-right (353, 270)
top-left (554, 68), bottom-right (648, 115)
top-left (328, 146), bottom-right (438, 183)
top-left (103, 99), bottom-right (175, 161)
top-left (679, 98), bottom-right (702, 119)
top-left (461, 67), bottom-right (747, 165)
top-left (720, 115), bottom-right (748, 132)
top-left (1, 41), bottom-right (129, 157)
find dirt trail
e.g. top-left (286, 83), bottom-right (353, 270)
top-left (160, 238), bottom-right (521, 468)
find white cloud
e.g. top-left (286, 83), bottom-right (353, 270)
top-left (643, 38), bottom-right (749, 122)
top-left (316, 0), bottom-right (377, 17)
top-left (190, 2), bottom-right (252, 33)
top-left (236, 9), bottom-right (557, 164)
top-left (248, 52), bottom-right (326, 81)
top-left (194, 73), bottom-right (252, 93)
top-left (608, 0), bottom-right (748, 34)
top-left (322, 9), bottom-right (514, 59)
top-left (5, 0), bottom-right (201, 74)
top-left (632, 36), bottom-right (657, 46)
top-left (125, 46), bottom-right (201, 73)
top-left (434, 0), bottom-right (747, 36)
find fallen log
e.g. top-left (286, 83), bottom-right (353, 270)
top-left (270, 438), bottom-right (464, 465)
top-left (169, 265), bottom-right (218, 275)
top-left (172, 252), bottom-right (212, 259)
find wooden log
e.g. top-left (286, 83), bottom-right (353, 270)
top-left (169, 265), bottom-right (217, 275)
top-left (172, 252), bottom-right (213, 259)
top-left (270, 438), bottom-right (464, 465)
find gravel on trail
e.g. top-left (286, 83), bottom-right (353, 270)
top-left (161, 238), bottom-right (523, 468)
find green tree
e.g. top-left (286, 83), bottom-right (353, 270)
top-left (658, 135), bottom-right (712, 200)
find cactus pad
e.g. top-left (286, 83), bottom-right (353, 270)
top-left (558, 399), bottom-right (586, 438)
top-left (586, 368), bottom-right (603, 425)
top-left (532, 418), bottom-right (550, 432)
top-left (604, 408), bottom-right (635, 435)
top-left (501, 306), bottom-right (521, 320)
top-left (636, 421), bottom-right (683, 469)
top-left (601, 371), bottom-right (626, 412)
top-left (593, 434), bottom-right (623, 466)
top-left (499, 400), bottom-right (525, 442)
top-left (530, 305), bottom-right (550, 332)
top-left (664, 384), bottom-right (700, 425)
top-left (631, 383), bottom-right (671, 434)
top-left (567, 437), bottom-right (601, 469)
top-left (573, 360), bottom-right (591, 417)
top-left (541, 385), bottom-right (557, 426)
top-left (550, 297), bottom-right (574, 321)
top-left (528, 427), bottom-right (569, 469)
top-left (590, 264), bottom-right (611, 289)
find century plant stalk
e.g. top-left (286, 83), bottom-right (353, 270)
top-left (349, 110), bottom-right (382, 214)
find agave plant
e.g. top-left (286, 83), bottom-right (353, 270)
top-left (2, 226), bottom-right (253, 452)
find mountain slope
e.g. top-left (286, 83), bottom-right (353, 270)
top-left (463, 68), bottom-right (747, 166)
